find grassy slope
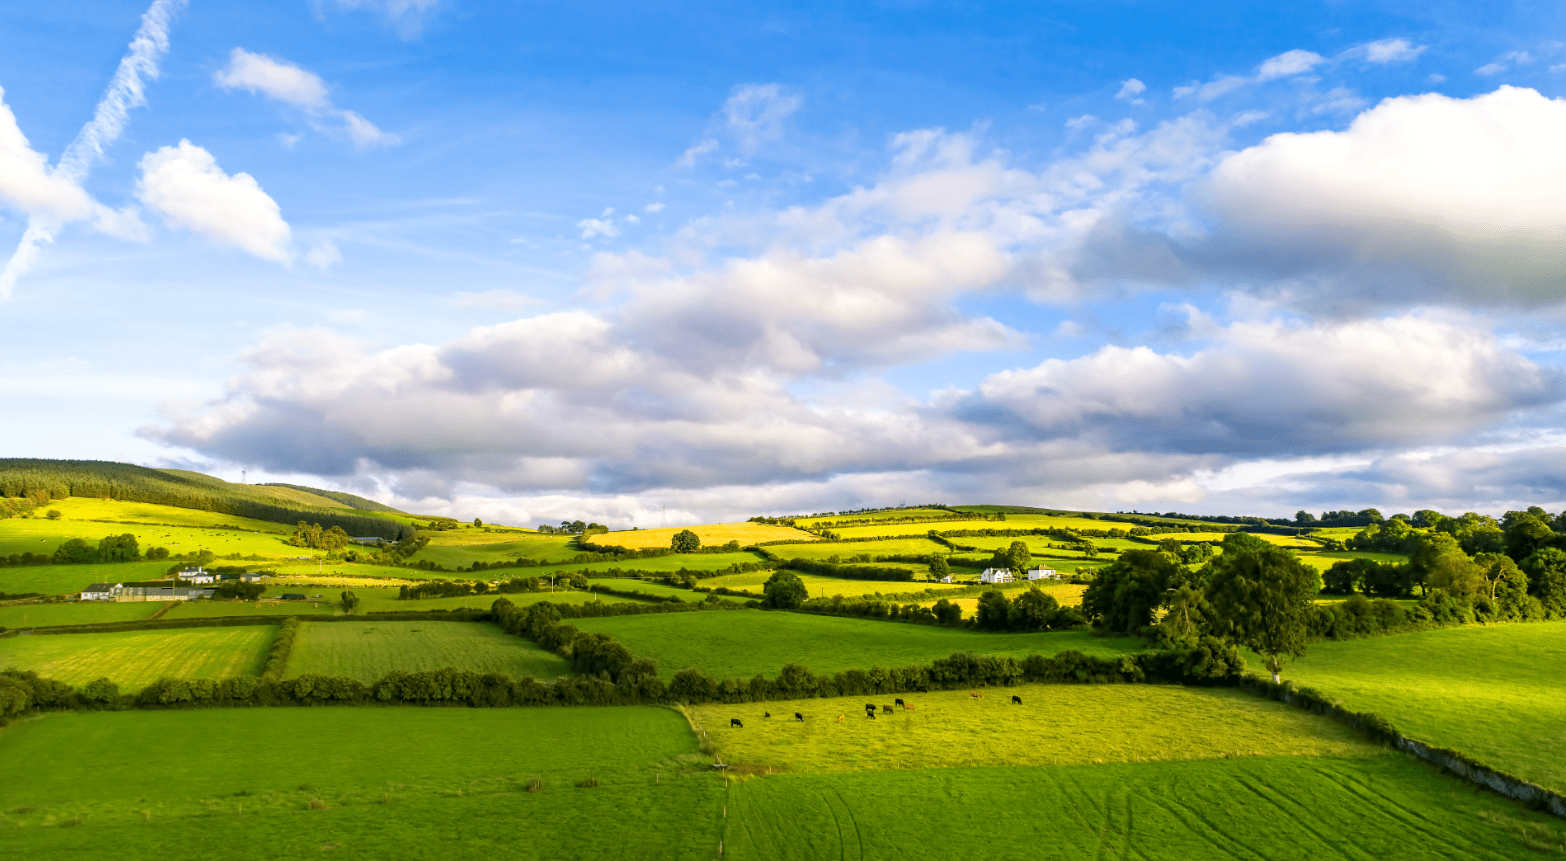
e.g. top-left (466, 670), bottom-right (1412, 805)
top-left (695, 684), bottom-right (1376, 772)
top-left (703, 570), bottom-right (963, 599)
top-left (726, 757), bottom-right (1563, 861)
top-left (0, 626), bottom-right (275, 690)
top-left (597, 522), bottom-right (817, 549)
top-left (1281, 621), bottom-right (1566, 793)
top-left (0, 600), bottom-right (163, 628)
top-left (0, 707), bottom-right (724, 859)
top-left (573, 611), bottom-right (1139, 680)
top-left (0, 560), bottom-right (200, 596)
top-left (585, 578), bottom-right (748, 604)
top-left (764, 537), bottom-right (948, 560)
top-left (284, 621), bottom-right (570, 681)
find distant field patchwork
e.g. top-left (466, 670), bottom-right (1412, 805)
top-left (597, 522), bottom-right (816, 549)
top-left (0, 626), bottom-right (274, 690)
top-left (283, 621), bottom-right (569, 682)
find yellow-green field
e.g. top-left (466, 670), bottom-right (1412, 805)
top-left (283, 621), bottom-right (569, 681)
top-left (408, 532), bottom-right (580, 567)
top-left (693, 684), bottom-right (1376, 773)
top-left (596, 522), bottom-right (816, 550)
top-left (704, 570), bottom-right (960, 599)
top-left (917, 582), bottom-right (1086, 618)
top-left (0, 600), bottom-right (165, 628)
top-left (0, 626), bottom-right (274, 690)
top-left (0, 502), bottom-right (295, 559)
top-left (8, 498), bottom-right (292, 533)
top-left (1297, 550), bottom-right (1409, 571)
top-left (764, 537), bottom-right (947, 561)
top-left (794, 508), bottom-right (954, 528)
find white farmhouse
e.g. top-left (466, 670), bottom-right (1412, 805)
top-left (938, 574), bottom-right (954, 584)
top-left (980, 568), bottom-right (1014, 584)
top-left (81, 583), bottom-right (118, 601)
top-left (176, 567), bottom-right (215, 584)
top-left (1026, 567), bottom-right (1060, 581)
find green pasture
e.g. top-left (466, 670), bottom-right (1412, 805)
top-left (0, 706), bottom-right (724, 859)
top-left (764, 537), bottom-right (947, 561)
top-left (1281, 620), bottom-right (1566, 794)
top-left (14, 497), bottom-right (293, 533)
top-left (0, 560), bottom-right (205, 597)
top-left (409, 531), bottom-right (581, 567)
top-left (0, 626), bottom-right (274, 690)
top-left (725, 757), bottom-right (1564, 860)
top-left (0, 600), bottom-right (163, 629)
top-left (695, 684), bottom-right (1373, 772)
top-left (1296, 550), bottom-right (1410, 571)
top-left (585, 578), bottom-right (747, 603)
top-left (794, 508), bottom-right (954, 528)
top-left (284, 621), bottom-right (569, 682)
top-left (162, 598), bottom-right (339, 619)
top-left (829, 521), bottom-right (983, 539)
top-left (0, 510), bottom-right (295, 559)
top-left (573, 610), bottom-right (1139, 680)
top-left (702, 570), bottom-right (960, 599)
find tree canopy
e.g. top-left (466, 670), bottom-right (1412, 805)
top-left (1205, 543), bottom-right (1318, 682)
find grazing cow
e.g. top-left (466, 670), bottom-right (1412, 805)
top-left (904, 703), bottom-right (915, 711)
top-left (864, 703), bottom-right (877, 713)
top-left (970, 691), bottom-right (983, 699)
top-left (837, 713), bottom-right (845, 724)
top-left (731, 718), bottom-right (744, 728)
top-left (881, 705), bottom-right (893, 714)
top-left (894, 698), bottom-right (906, 708)
top-left (763, 711), bottom-right (771, 718)
top-left (794, 712), bottom-right (804, 722)
top-left (867, 710), bottom-right (876, 719)
top-left (1011, 695), bottom-right (1022, 705)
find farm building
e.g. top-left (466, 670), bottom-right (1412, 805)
top-left (980, 568), bottom-right (1014, 584)
top-left (938, 574), bottom-right (954, 584)
top-left (176, 567), bottom-right (215, 584)
top-left (106, 585), bottom-right (214, 602)
top-left (281, 593), bottom-right (308, 601)
top-left (81, 583), bottom-right (116, 601)
top-left (1026, 567), bottom-right (1060, 580)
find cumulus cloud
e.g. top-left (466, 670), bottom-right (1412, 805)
top-left (723, 83), bottom-right (802, 152)
top-left (333, 0), bottom-right (439, 38)
top-left (214, 48), bottom-right (397, 148)
top-left (1257, 49), bottom-right (1327, 80)
top-left (1477, 50), bottom-right (1534, 77)
top-left (137, 140), bottom-right (293, 262)
top-left (0, 90), bottom-right (97, 224)
top-left (1363, 38), bottom-right (1426, 64)
top-left (1199, 86), bottom-right (1566, 305)
top-left (1115, 79), bottom-right (1147, 103)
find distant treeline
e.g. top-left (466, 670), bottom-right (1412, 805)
top-left (0, 459), bottom-right (413, 541)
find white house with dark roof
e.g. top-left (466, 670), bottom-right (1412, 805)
top-left (176, 567), bottom-right (215, 584)
top-left (1026, 566), bottom-right (1060, 580)
top-left (980, 568), bottom-right (1014, 584)
top-left (81, 583), bottom-right (117, 601)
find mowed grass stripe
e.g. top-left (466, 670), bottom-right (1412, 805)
top-left (695, 684), bottom-right (1376, 773)
top-left (1281, 620), bottom-right (1566, 794)
top-left (573, 610), bottom-right (1139, 680)
top-left (0, 626), bottom-right (274, 691)
top-left (284, 621), bottom-right (569, 682)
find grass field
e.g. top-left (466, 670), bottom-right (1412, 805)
top-left (585, 578), bottom-right (748, 603)
top-left (409, 531), bottom-right (581, 567)
top-left (0, 600), bottom-right (163, 628)
top-left (724, 757), bottom-right (1564, 860)
top-left (1281, 620), bottom-right (1566, 794)
top-left (597, 522), bottom-right (816, 550)
top-left (694, 684), bottom-right (1375, 772)
top-left (0, 626), bottom-right (274, 690)
top-left (917, 583), bottom-right (1087, 619)
top-left (1297, 550), bottom-right (1411, 571)
top-left (794, 508), bottom-right (955, 528)
top-left (574, 611), bottom-right (1139, 680)
top-left (0, 706), bottom-right (725, 859)
top-left (0, 559), bottom-right (201, 596)
top-left (284, 621), bottom-right (570, 682)
top-left (763, 537), bottom-right (948, 561)
top-left (0, 505), bottom-right (295, 559)
top-left (12, 497), bottom-right (293, 533)
top-left (703, 570), bottom-right (961, 599)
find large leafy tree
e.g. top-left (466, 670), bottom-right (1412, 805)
top-left (1523, 547), bottom-right (1566, 618)
top-left (1081, 549), bottom-right (1179, 634)
top-left (762, 570), bottom-right (807, 609)
top-left (670, 529), bottom-right (701, 553)
top-left (1205, 543), bottom-right (1318, 683)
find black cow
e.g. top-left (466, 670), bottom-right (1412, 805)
top-left (894, 698), bottom-right (906, 708)
top-left (1011, 695), bottom-right (1022, 705)
top-left (863, 703), bottom-right (877, 713)
top-left (764, 711), bottom-right (771, 718)
top-left (867, 710), bottom-right (876, 719)
top-left (794, 712), bottom-right (804, 722)
top-left (731, 718), bottom-right (744, 728)
top-left (881, 704), bottom-right (893, 714)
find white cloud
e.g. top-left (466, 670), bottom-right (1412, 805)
top-left (213, 48), bottom-right (329, 109)
top-left (676, 138), bottom-right (719, 168)
top-left (1477, 50), bottom-right (1535, 77)
top-left (214, 48), bottom-right (397, 148)
top-left (722, 83), bottom-right (802, 152)
top-left (137, 140), bottom-right (293, 263)
top-left (0, 88), bottom-right (97, 223)
top-left (333, 0), bottom-right (439, 38)
top-left (1364, 38), bottom-right (1426, 64)
top-left (1201, 86), bottom-right (1566, 303)
top-left (1257, 49), bottom-right (1327, 80)
top-left (645, 202), bottom-right (665, 213)
top-left (1116, 79), bottom-right (1147, 101)
top-left (305, 239), bottom-right (342, 270)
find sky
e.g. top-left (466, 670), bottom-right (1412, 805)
top-left (2, 1), bottom-right (1566, 528)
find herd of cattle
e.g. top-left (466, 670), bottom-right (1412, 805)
top-left (728, 693), bottom-right (1023, 729)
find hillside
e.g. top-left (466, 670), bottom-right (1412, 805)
top-left (0, 459), bottom-right (415, 540)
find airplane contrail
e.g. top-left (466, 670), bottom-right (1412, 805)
top-left (0, 0), bottom-right (186, 300)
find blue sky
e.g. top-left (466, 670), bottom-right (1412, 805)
top-left (2, 1), bottom-right (1566, 527)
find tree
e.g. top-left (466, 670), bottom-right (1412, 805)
top-left (1008, 588), bottom-right (1060, 632)
top-left (473, 518), bottom-right (483, 528)
top-left (1204, 543), bottom-right (1317, 683)
top-left (975, 590), bottom-right (1011, 630)
top-left (97, 533), bottom-right (139, 563)
top-left (45, 509), bottom-right (61, 520)
top-left (1081, 549), bottom-right (1179, 634)
top-left (1523, 547), bottom-right (1566, 618)
top-left (1294, 510), bottom-right (1316, 525)
top-left (1502, 511), bottom-right (1555, 562)
top-left (340, 590), bottom-right (360, 614)
top-left (1153, 585), bottom-right (1211, 649)
top-left (51, 538), bottom-right (97, 564)
top-left (1006, 540), bottom-right (1031, 570)
top-left (1411, 509), bottom-right (1446, 529)
top-left (670, 529), bottom-right (701, 553)
top-left (928, 554), bottom-right (951, 581)
top-left (931, 598), bottom-right (963, 625)
top-left (762, 570), bottom-right (807, 609)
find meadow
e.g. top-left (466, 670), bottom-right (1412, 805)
top-left (0, 559), bottom-right (203, 596)
top-left (284, 621), bottom-right (570, 682)
top-left (1280, 620), bottom-right (1566, 793)
top-left (597, 522), bottom-right (816, 549)
top-left (702, 570), bottom-right (962, 599)
top-left (1296, 550), bottom-right (1411, 571)
top-left (0, 706), bottom-right (726, 859)
top-left (573, 610), bottom-right (1139, 680)
top-left (724, 757), bottom-right (1562, 860)
top-left (794, 508), bottom-right (955, 528)
top-left (0, 626), bottom-right (274, 690)
top-left (0, 506), bottom-right (296, 558)
top-left (0, 600), bottom-right (163, 629)
top-left (693, 684), bottom-right (1375, 772)
top-left (762, 536), bottom-right (948, 561)
top-left (585, 578), bottom-right (748, 603)
top-left (12, 497), bottom-right (293, 532)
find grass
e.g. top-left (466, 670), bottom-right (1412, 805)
top-left (409, 532), bottom-right (581, 567)
top-left (1280, 620), bottom-right (1566, 794)
top-left (596, 522), bottom-right (816, 550)
top-left (917, 583), bottom-right (1087, 619)
top-left (12, 497), bottom-right (292, 533)
top-left (0, 600), bottom-right (163, 629)
top-left (794, 508), bottom-right (955, 528)
top-left (0, 506), bottom-right (295, 559)
top-left (1297, 550), bottom-right (1411, 571)
top-left (573, 611), bottom-right (1139, 680)
top-left (764, 537), bottom-right (948, 560)
top-left (0, 559), bottom-right (202, 596)
top-left (284, 621), bottom-right (570, 682)
top-left (0, 626), bottom-right (274, 690)
top-left (703, 570), bottom-right (961, 599)
top-left (724, 757), bottom-right (1566, 860)
top-left (0, 706), bottom-right (725, 859)
top-left (585, 578), bottom-right (748, 603)
top-left (694, 684), bottom-right (1376, 772)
